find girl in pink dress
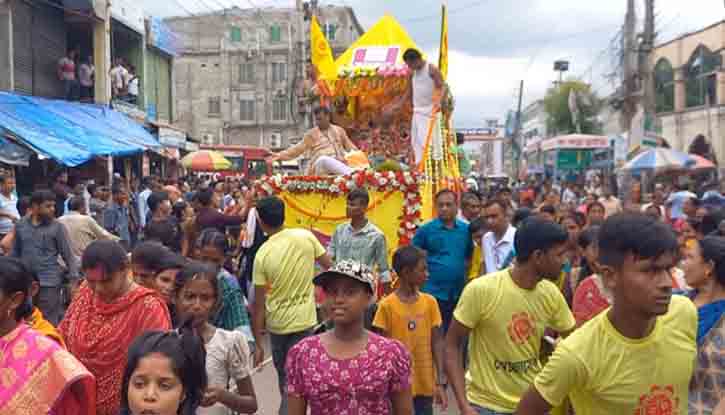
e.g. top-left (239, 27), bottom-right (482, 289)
top-left (285, 260), bottom-right (413, 415)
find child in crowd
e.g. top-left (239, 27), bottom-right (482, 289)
top-left (374, 246), bottom-right (447, 415)
top-left (286, 260), bottom-right (413, 414)
top-left (131, 241), bottom-right (169, 289)
top-left (155, 251), bottom-right (186, 322)
top-left (195, 229), bottom-right (253, 342)
top-left (174, 262), bottom-right (258, 415)
top-left (119, 320), bottom-right (208, 415)
top-left (468, 217), bottom-right (486, 280)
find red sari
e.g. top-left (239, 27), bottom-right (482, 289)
top-left (59, 284), bottom-right (171, 415)
top-left (572, 274), bottom-right (612, 327)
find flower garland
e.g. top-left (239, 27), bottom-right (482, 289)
top-left (255, 170), bottom-right (423, 245)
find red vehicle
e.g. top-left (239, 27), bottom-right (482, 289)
top-left (199, 145), bottom-right (272, 180)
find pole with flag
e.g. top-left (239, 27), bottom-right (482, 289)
top-left (310, 15), bottom-right (336, 98)
top-left (438, 2), bottom-right (448, 81)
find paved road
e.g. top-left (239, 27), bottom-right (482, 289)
top-left (249, 335), bottom-right (461, 414)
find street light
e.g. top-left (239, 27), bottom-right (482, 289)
top-left (554, 60), bottom-right (570, 85)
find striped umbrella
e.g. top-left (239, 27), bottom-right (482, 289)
top-left (181, 150), bottom-right (232, 171)
top-left (622, 148), bottom-right (694, 173)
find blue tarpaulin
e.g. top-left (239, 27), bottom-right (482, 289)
top-left (0, 92), bottom-right (160, 167)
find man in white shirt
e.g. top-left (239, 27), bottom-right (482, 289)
top-left (641, 183), bottom-right (666, 218)
top-left (110, 58), bottom-right (128, 98)
top-left (0, 175), bottom-right (19, 239)
top-left (59, 196), bottom-right (119, 264)
top-left (482, 199), bottom-right (517, 274)
top-left (137, 176), bottom-right (154, 229)
top-left (126, 65), bottom-right (139, 105)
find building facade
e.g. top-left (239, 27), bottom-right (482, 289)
top-left (165, 4), bottom-right (363, 149)
top-left (653, 20), bottom-right (725, 161)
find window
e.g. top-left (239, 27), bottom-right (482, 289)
top-left (272, 62), bottom-right (286, 83)
top-left (272, 98), bottom-right (287, 121)
top-left (239, 63), bottom-right (255, 83)
top-left (230, 26), bottom-right (242, 42)
top-left (208, 97), bottom-right (221, 115)
top-left (270, 24), bottom-right (281, 42)
top-left (240, 99), bottom-right (255, 121)
top-left (686, 46), bottom-right (722, 108)
top-left (654, 58), bottom-right (675, 113)
top-left (323, 23), bottom-right (337, 41)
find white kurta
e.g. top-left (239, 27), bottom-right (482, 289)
top-left (411, 63), bottom-right (442, 166)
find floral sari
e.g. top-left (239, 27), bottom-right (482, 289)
top-left (0, 323), bottom-right (95, 415)
top-left (60, 284), bottom-right (171, 415)
top-left (688, 294), bottom-right (725, 414)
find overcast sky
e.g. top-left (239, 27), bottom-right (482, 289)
top-left (140, 0), bottom-right (724, 127)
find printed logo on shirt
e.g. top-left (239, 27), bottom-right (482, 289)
top-left (633, 385), bottom-right (678, 415)
top-left (507, 311), bottom-right (535, 344)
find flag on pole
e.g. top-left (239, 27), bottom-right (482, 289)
top-left (438, 3), bottom-right (449, 80)
top-left (310, 16), bottom-right (336, 80)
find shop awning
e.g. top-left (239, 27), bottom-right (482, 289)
top-left (0, 92), bottom-right (160, 167)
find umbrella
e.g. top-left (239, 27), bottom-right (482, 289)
top-left (688, 154), bottom-right (716, 170)
top-left (181, 150), bottom-right (232, 171)
top-left (622, 148), bottom-right (694, 172)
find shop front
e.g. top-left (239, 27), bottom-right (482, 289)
top-left (111, 0), bottom-right (145, 106)
top-left (540, 134), bottom-right (609, 182)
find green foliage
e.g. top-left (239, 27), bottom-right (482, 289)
top-left (543, 80), bottom-right (602, 135)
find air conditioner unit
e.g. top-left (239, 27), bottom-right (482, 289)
top-left (203, 134), bottom-right (215, 144)
top-left (269, 133), bottom-right (282, 148)
top-left (275, 89), bottom-right (286, 97)
top-left (247, 49), bottom-right (257, 59)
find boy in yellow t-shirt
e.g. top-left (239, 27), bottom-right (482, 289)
top-left (445, 218), bottom-right (576, 415)
top-left (516, 213), bottom-right (697, 415)
top-left (374, 245), bottom-right (447, 415)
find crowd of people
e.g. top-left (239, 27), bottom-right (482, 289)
top-left (0, 166), bottom-right (724, 415)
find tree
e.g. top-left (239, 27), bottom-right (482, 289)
top-left (543, 80), bottom-right (602, 135)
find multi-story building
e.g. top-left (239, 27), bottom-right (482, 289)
top-left (653, 20), bottom-right (725, 161)
top-left (165, 3), bottom-right (363, 150)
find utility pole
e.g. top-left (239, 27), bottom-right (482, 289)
top-left (620, 0), bottom-right (637, 132)
top-left (640, 0), bottom-right (656, 121)
top-left (513, 79), bottom-right (524, 177)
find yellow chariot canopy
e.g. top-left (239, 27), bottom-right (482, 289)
top-left (320, 15), bottom-right (423, 81)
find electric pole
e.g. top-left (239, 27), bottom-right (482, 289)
top-left (621, 0), bottom-right (638, 132)
top-left (640, 0), bottom-right (656, 125)
top-left (513, 79), bottom-right (524, 177)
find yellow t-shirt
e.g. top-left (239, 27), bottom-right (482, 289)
top-left (253, 228), bottom-right (325, 334)
top-left (373, 292), bottom-right (442, 397)
top-left (534, 295), bottom-right (697, 415)
top-left (453, 269), bottom-right (575, 412)
top-left (468, 244), bottom-right (482, 280)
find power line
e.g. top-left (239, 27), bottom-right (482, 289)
top-left (169, 0), bottom-right (197, 16)
top-left (402, 0), bottom-right (491, 24)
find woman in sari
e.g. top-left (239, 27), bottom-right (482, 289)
top-left (60, 240), bottom-right (171, 415)
top-left (0, 257), bottom-right (95, 415)
top-left (572, 226), bottom-right (609, 327)
top-left (680, 236), bottom-right (725, 414)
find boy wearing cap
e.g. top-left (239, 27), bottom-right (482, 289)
top-left (374, 245), bottom-right (447, 415)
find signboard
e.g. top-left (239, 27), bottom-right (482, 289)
top-left (455, 128), bottom-right (501, 141)
top-left (147, 17), bottom-right (181, 57)
top-left (111, 0), bottom-right (145, 35)
top-left (540, 135), bottom-right (609, 152)
top-left (556, 150), bottom-right (592, 170)
top-left (158, 127), bottom-right (186, 149)
top-left (351, 46), bottom-right (400, 67)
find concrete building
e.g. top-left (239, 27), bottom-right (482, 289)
top-left (166, 4), bottom-right (364, 149)
top-left (521, 100), bottom-right (548, 144)
top-left (652, 20), bottom-right (725, 160)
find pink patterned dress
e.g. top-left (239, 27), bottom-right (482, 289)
top-left (286, 332), bottom-right (411, 415)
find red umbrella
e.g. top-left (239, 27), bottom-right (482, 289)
top-left (689, 154), bottom-right (716, 170)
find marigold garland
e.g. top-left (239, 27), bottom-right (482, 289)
top-left (255, 170), bottom-right (423, 245)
